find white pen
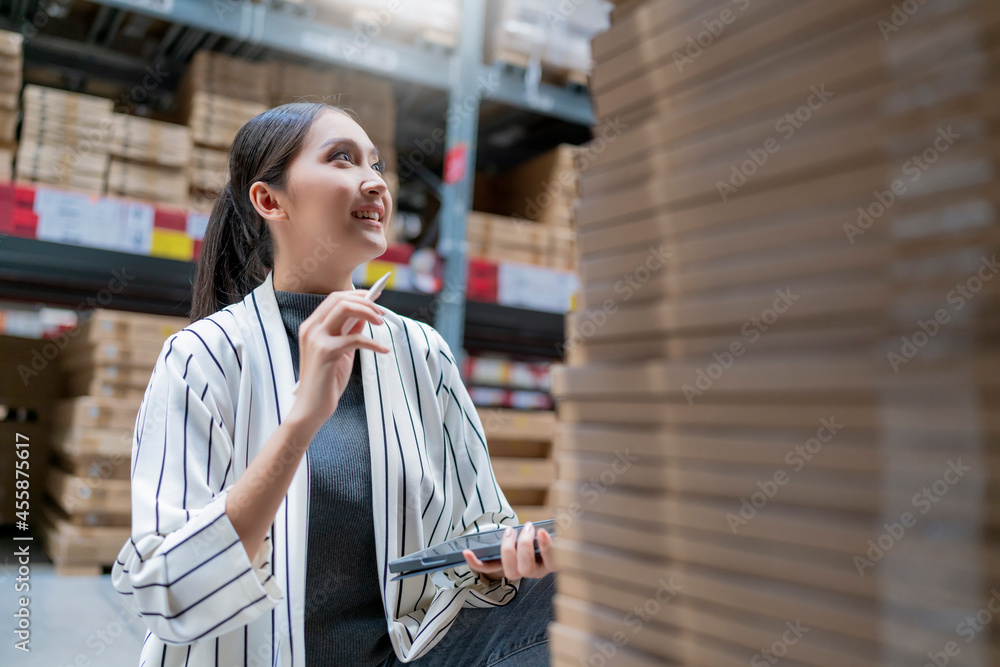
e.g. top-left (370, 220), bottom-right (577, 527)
top-left (291, 271), bottom-right (391, 395)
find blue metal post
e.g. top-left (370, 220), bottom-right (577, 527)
top-left (433, 0), bottom-right (486, 356)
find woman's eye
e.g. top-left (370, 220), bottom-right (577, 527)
top-left (329, 150), bottom-right (352, 163)
top-left (373, 159), bottom-right (385, 173)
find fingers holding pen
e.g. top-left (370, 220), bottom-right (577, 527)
top-left (320, 297), bottom-right (386, 337)
top-left (302, 290), bottom-right (385, 334)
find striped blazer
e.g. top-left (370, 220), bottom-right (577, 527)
top-left (111, 270), bottom-right (522, 666)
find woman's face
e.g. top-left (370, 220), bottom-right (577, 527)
top-left (261, 109), bottom-right (392, 290)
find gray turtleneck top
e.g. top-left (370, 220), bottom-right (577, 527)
top-left (273, 289), bottom-right (395, 666)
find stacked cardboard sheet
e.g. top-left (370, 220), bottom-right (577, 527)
top-left (0, 29), bottom-right (22, 181)
top-left (471, 144), bottom-right (582, 270)
top-left (550, 0), bottom-right (1000, 665)
top-left (484, 0), bottom-right (610, 84)
top-left (16, 85), bottom-right (113, 194)
top-left (476, 144), bottom-right (582, 229)
top-left (107, 113), bottom-right (192, 205)
top-left (43, 309), bottom-right (187, 575)
top-left (190, 144), bottom-right (229, 196)
top-left (301, 0), bottom-right (460, 49)
top-left (478, 407), bottom-right (557, 525)
top-left (178, 51), bottom-right (268, 207)
top-left (270, 61), bottom-right (341, 106)
top-left (467, 211), bottom-right (576, 270)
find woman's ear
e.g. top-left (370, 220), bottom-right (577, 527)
top-left (249, 181), bottom-right (288, 222)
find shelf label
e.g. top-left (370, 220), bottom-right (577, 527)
top-left (443, 144), bottom-right (467, 185)
top-left (497, 263), bottom-right (577, 313)
top-left (186, 212), bottom-right (210, 241)
top-left (33, 188), bottom-right (154, 255)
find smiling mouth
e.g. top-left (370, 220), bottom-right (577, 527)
top-left (352, 211), bottom-right (382, 222)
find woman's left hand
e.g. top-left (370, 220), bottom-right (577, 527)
top-left (462, 521), bottom-right (557, 582)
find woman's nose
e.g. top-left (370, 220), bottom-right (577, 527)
top-left (364, 176), bottom-right (387, 197)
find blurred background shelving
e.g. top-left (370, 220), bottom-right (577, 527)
top-left (0, 0), bottom-right (610, 574)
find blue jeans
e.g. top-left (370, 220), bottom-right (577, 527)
top-left (383, 573), bottom-right (556, 666)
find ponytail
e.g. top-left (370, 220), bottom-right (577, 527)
top-left (190, 181), bottom-right (272, 322)
top-left (189, 102), bottom-right (350, 322)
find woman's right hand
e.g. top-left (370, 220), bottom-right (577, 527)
top-left (287, 289), bottom-right (390, 433)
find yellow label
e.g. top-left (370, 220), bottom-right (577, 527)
top-left (364, 260), bottom-right (397, 288)
top-left (150, 229), bottom-right (194, 261)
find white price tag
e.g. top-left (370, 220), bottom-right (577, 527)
top-left (34, 188), bottom-right (154, 254)
top-left (186, 212), bottom-right (210, 241)
top-left (120, 201), bottom-right (155, 254)
top-left (497, 263), bottom-right (577, 313)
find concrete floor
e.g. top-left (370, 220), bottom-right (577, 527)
top-left (0, 531), bottom-right (145, 666)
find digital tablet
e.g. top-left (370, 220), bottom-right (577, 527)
top-left (388, 519), bottom-right (556, 581)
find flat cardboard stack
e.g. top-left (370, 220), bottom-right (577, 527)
top-left (477, 407), bottom-right (556, 525)
top-left (467, 211), bottom-right (576, 270)
top-left (45, 309), bottom-right (187, 574)
top-left (484, 0), bottom-right (610, 84)
top-left (0, 29), bottom-right (22, 181)
top-left (184, 92), bottom-right (269, 150)
top-left (550, 0), bottom-right (1000, 665)
top-left (106, 113), bottom-right (192, 206)
top-left (16, 85), bottom-right (114, 194)
top-left (181, 49), bottom-right (271, 107)
top-left (179, 51), bottom-right (268, 207)
top-left (477, 144), bottom-right (581, 228)
top-left (270, 61), bottom-right (340, 106)
top-left (303, 0), bottom-right (460, 49)
top-left (471, 144), bottom-right (581, 270)
top-left (190, 145), bottom-right (229, 207)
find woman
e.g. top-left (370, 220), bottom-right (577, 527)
top-left (111, 102), bottom-right (557, 666)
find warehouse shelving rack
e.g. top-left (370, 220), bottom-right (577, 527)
top-left (0, 0), bottom-right (593, 360)
top-left (0, 235), bottom-right (566, 357)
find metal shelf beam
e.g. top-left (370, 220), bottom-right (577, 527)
top-left (85, 0), bottom-right (452, 89)
top-left (0, 238), bottom-right (564, 357)
top-left (0, 237), bottom-right (195, 318)
top-left (84, 0), bottom-right (594, 123)
top-left (254, 6), bottom-right (452, 89)
top-left (481, 63), bottom-right (594, 126)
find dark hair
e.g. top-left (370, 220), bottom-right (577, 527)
top-left (190, 102), bottom-right (353, 321)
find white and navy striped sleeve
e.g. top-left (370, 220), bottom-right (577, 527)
top-left (110, 329), bottom-right (284, 645)
top-left (432, 331), bottom-right (523, 608)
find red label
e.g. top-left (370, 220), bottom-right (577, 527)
top-left (443, 144), bottom-right (468, 185)
top-left (154, 208), bottom-right (187, 231)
